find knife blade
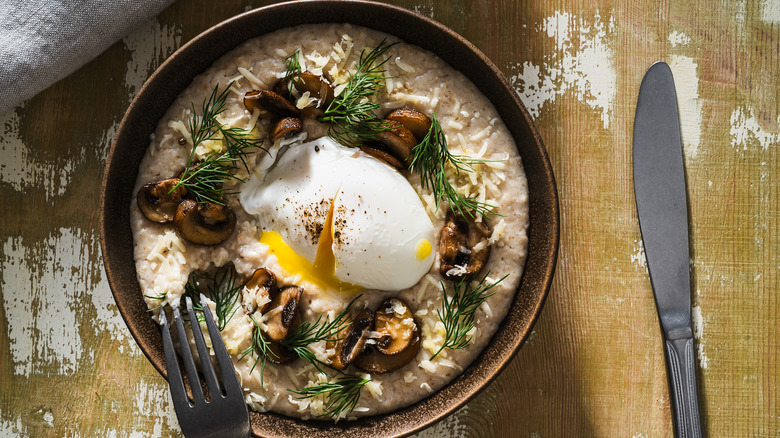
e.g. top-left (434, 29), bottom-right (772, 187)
top-left (633, 61), bottom-right (703, 438)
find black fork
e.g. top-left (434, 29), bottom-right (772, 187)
top-left (160, 295), bottom-right (251, 438)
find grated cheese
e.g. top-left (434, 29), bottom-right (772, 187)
top-left (305, 50), bottom-right (330, 75)
top-left (228, 79), bottom-right (243, 96)
top-left (237, 66), bottom-right (266, 89)
top-left (144, 231), bottom-right (187, 301)
top-left (472, 240), bottom-right (488, 253)
top-left (151, 134), bottom-right (174, 156)
top-left (419, 360), bottom-right (437, 373)
top-left (333, 82), bottom-right (348, 97)
top-left (295, 91), bottom-right (312, 109)
top-left (445, 264), bottom-right (468, 279)
top-left (194, 139), bottom-right (225, 161)
top-left (484, 155), bottom-right (509, 170)
top-left (489, 219), bottom-right (506, 245)
top-left (390, 92), bottom-right (430, 105)
top-left (430, 87), bottom-right (440, 108)
top-left (307, 340), bottom-right (331, 364)
top-left (438, 357), bottom-right (463, 372)
top-left (446, 120), bottom-right (464, 130)
top-left (480, 301), bottom-right (493, 318)
top-left (421, 317), bottom-right (446, 356)
top-left (390, 299), bottom-right (407, 316)
top-left (412, 276), bottom-right (437, 311)
top-left (168, 120), bottom-right (192, 145)
top-left (394, 56), bottom-right (415, 73)
top-left (246, 109), bottom-right (261, 132)
top-left (483, 177), bottom-right (501, 199)
top-left (283, 366), bottom-right (303, 389)
top-left (471, 126), bottom-right (492, 143)
top-left (365, 379), bottom-right (383, 399)
top-left (246, 392), bottom-right (268, 412)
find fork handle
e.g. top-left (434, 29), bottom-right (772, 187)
top-left (664, 336), bottom-right (703, 438)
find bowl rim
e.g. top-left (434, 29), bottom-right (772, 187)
top-left (100, 1), bottom-right (559, 437)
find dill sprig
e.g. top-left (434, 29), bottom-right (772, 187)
top-left (175, 82), bottom-right (265, 205)
top-left (280, 296), bottom-right (359, 374)
top-left (409, 113), bottom-right (498, 220)
top-left (183, 265), bottom-right (242, 331)
top-left (290, 374), bottom-right (371, 419)
top-left (282, 49), bottom-right (302, 98)
top-left (144, 291), bottom-right (167, 311)
top-left (282, 296), bottom-right (358, 347)
top-left (431, 272), bottom-right (507, 359)
top-left (145, 291), bottom-right (166, 301)
top-left (239, 314), bottom-right (277, 390)
top-left (320, 39), bottom-right (397, 147)
top-left (293, 347), bottom-right (332, 376)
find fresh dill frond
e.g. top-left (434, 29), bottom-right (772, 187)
top-left (290, 374), bottom-right (371, 419)
top-left (431, 272), bottom-right (507, 359)
top-left (144, 291), bottom-right (166, 301)
top-left (282, 49), bottom-right (302, 98)
top-left (183, 265), bottom-right (242, 331)
top-left (282, 296), bottom-right (358, 347)
top-left (280, 296), bottom-right (359, 373)
top-left (321, 39), bottom-right (397, 147)
top-left (176, 153), bottom-right (245, 205)
top-left (239, 314), bottom-right (277, 390)
top-left (175, 81), bottom-right (265, 205)
top-left (291, 346), bottom-right (331, 376)
top-left (409, 113), bottom-right (498, 220)
top-left (144, 291), bottom-right (167, 311)
top-left (188, 83), bottom-right (227, 148)
top-left (217, 123), bottom-right (263, 171)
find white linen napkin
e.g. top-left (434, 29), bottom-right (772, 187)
top-left (0, 0), bottom-right (174, 115)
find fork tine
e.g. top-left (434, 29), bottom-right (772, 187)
top-left (162, 299), bottom-right (251, 438)
top-left (172, 305), bottom-right (205, 404)
top-left (160, 311), bottom-right (189, 410)
top-left (185, 296), bottom-right (221, 397)
top-left (200, 294), bottom-right (245, 398)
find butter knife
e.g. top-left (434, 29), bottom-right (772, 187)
top-left (632, 61), bottom-right (703, 438)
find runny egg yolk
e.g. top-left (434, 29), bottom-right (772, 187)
top-left (314, 190), bottom-right (338, 274)
top-left (259, 231), bottom-right (364, 294)
top-left (260, 194), bottom-right (364, 294)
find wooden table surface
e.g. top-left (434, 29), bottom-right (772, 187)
top-left (1, 0), bottom-right (778, 436)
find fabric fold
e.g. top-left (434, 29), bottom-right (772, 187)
top-left (0, 0), bottom-right (174, 115)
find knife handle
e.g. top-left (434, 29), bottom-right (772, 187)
top-left (664, 336), bottom-right (703, 438)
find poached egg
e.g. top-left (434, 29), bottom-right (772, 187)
top-left (240, 136), bottom-right (435, 292)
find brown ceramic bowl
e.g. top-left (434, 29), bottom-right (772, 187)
top-left (100, 1), bottom-right (559, 437)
